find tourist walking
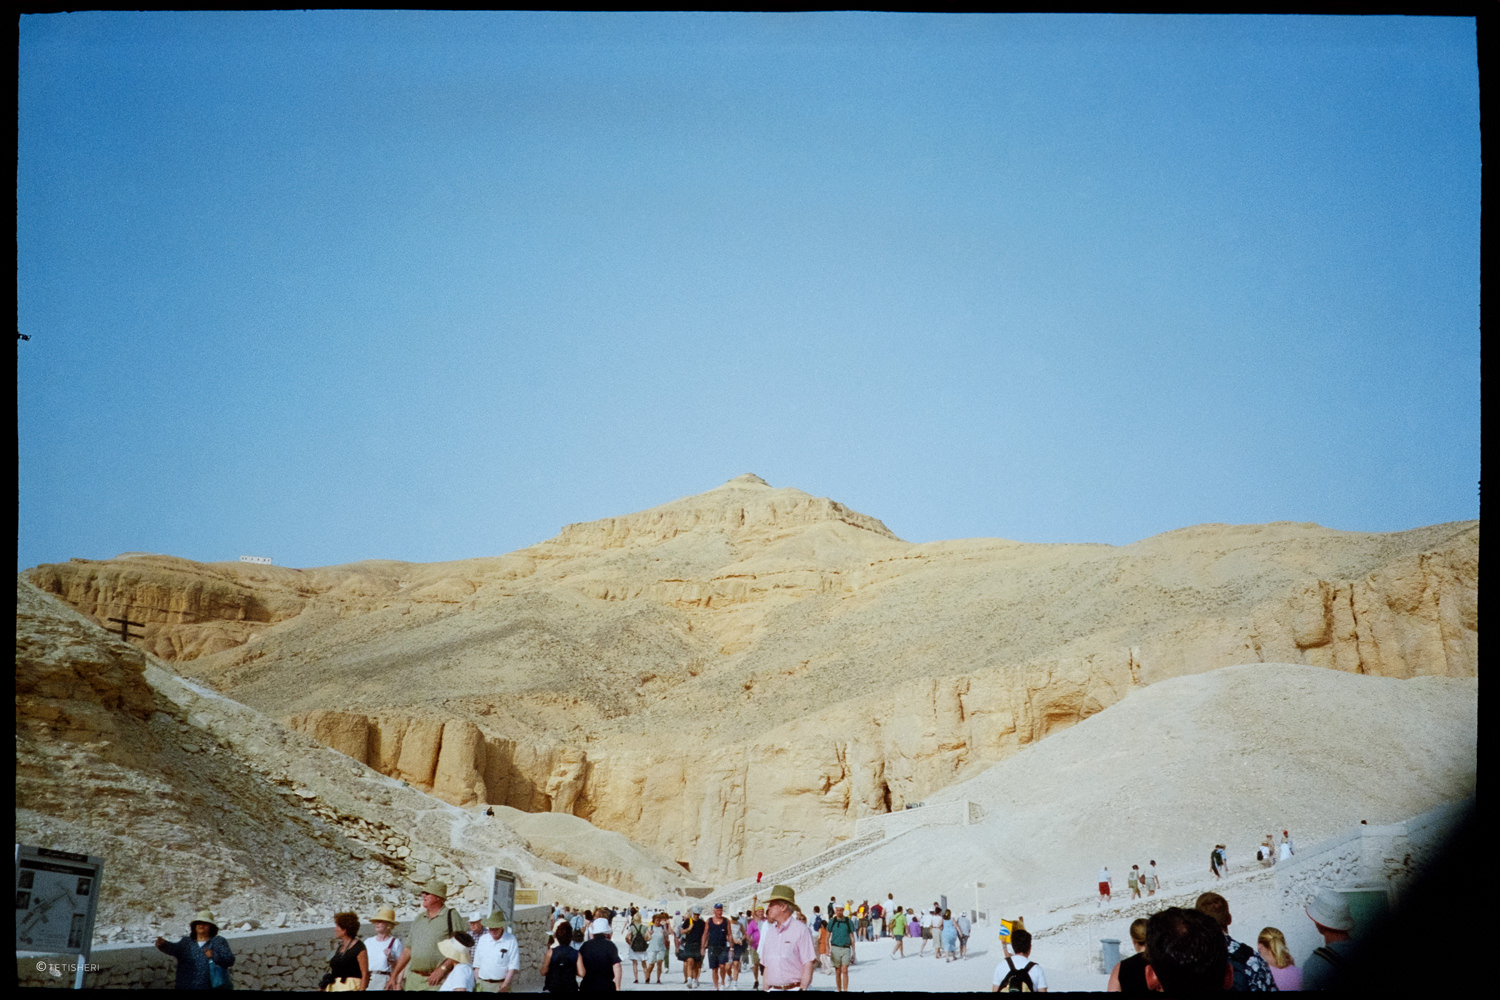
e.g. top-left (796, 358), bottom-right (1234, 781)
top-left (757, 884), bottom-right (816, 991)
top-left (576, 918), bottom-right (622, 992)
top-left (540, 924), bottom-right (579, 993)
top-left (473, 911), bottom-right (520, 993)
top-left (437, 934), bottom-right (477, 993)
top-left (889, 905), bottom-right (907, 958)
top-left (389, 880), bottom-right (465, 991)
top-left (940, 908), bottom-right (959, 963)
top-left (1144, 861), bottom-right (1161, 897)
top-left (367, 907), bottom-right (405, 991)
top-left (955, 910), bottom-right (972, 960)
top-left (321, 911), bottom-right (369, 991)
top-left (155, 909), bottom-right (236, 990)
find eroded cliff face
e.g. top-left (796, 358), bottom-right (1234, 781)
top-left (24, 477), bottom-right (1480, 882)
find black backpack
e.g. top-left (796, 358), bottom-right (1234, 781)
top-left (628, 923), bottom-right (649, 953)
top-left (998, 958), bottom-right (1036, 992)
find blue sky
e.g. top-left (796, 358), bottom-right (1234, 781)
top-left (18, 13), bottom-right (1480, 570)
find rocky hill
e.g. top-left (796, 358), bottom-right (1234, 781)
top-left (24, 475), bottom-right (1479, 883)
top-left (15, 579), bottom-right (708, 941)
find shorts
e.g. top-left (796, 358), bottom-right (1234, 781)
top-left (830, 945), bottom-right (852, 968)
top-left (732, 943), bottom-right (747, 961)
top-left (1099, 881), bottom-right (1111, 895)
top-left (707, 946), bottom-right (730, 969)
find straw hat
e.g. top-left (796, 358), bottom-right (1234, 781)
top-left (373, 907), bottom-right (398, 925)
top-left (765, 884), bottom-right (797, 908)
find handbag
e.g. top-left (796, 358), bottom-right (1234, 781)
top-left (208, 957), bottom-right (231, 990)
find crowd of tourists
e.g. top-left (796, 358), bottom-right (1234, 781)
top-left (151, 857), bottom-right (1359, 992)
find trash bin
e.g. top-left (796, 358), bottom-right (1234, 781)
top-left (1100, 938), bottom-right (1121, 974)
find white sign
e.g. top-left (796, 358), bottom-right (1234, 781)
top-left (16, 845), bottom-right (103, 955)
top-left (239, 555), bottom-right (273, 565)
top-left (487, 868), bottom-right (517, 922)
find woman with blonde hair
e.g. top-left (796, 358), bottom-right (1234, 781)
top-left (1256, 926), bottom-right (1302, 992)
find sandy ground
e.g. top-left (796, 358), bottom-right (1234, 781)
top-left (583, 924), bottom-right (1106, 992)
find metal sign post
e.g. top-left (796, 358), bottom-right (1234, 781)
top-left (16, 844), bottom-right (104, 989)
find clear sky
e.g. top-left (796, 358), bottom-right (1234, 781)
top-left (18, 12), bottom-right (1481, 571)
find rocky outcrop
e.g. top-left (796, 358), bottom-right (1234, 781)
top-left (24, 479), bottom-right (1480, 882)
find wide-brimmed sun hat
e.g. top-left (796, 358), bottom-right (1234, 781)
top-left (190, 910), bottom-right (219, 935)
top-left (438, 937), bottom-right (471, 965)
top-left (482, 910), bottom-right (507, 929)
top-left (373, 907), bottom-right (398, 924)
top-left (420, 880), bottom-right (449, 899)
top-left (591, 917), bottom-right (611, 936)
top-left (765, 884), bottom-right (797, 907)
top-left (1305, 888), bottom-right (1354, 931)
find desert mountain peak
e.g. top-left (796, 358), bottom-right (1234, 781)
top-left (544, 477), bottom-right (902, 552)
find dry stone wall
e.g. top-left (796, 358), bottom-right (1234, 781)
top-left (17, 905), bottom-right (553, 991)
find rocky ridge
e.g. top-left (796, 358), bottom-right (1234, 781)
top-left (15, 579), bottom-right (708, 942)
top-left (24, 476), bottom-right (1480, 882)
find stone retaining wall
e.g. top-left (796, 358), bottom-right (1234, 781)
top-left (854, 799), bottom-right (980, 838)
top-left (18, 904), bottom-right (553, 991)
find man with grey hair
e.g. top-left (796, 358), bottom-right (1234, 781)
top-left (1302, 888), bottom-right (1355, 990)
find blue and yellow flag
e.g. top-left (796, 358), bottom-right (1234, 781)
top-left (997, 919), bottom-right (1013, 943)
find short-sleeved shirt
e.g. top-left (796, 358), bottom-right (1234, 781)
top-left (439, 963), bottom-right (476, 992)
top-left (474, 930), bottom-right (521, 980)
top-left (408, 907), bottom-right (464, 973)
top-left (994, 957), bottom-right (1046, 991)
top-left (757, 918), bottom-right (815, 989)
top-left (369, 936), bottom-right (405, 973)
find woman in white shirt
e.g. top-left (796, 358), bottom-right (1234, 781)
top-left (437, 935), bottom-right (475, 992)
top-left (365, 907), bottom-right (404, 991)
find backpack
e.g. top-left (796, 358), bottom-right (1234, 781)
top-left (628, 923), bottom-right (649, 953)
top-left (998, 958), bottom-right (1036, 992)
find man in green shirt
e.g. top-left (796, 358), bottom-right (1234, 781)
top-left (827, 903), bottom-right (858, 992)
top-left (389, 880), bottom-right (465, 990)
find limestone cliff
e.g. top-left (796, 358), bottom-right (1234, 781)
top-left (23, 477), bottom-right (1480, 882)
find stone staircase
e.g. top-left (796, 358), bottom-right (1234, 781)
top-left (712, 829), bottom-right (890, 907)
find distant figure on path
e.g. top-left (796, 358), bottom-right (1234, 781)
top-left (1301, 888), bottom-right (1355, 991)
top-left (955, 910), bottom-right (972, 960)
top-left (1145, 860), bottom-right (1161, 896)
top-left (1128, 865), bottom-right (1142, 898)
top-left (1279, 830), bottom-right (1295, 862)
top-left (889, 905), bottom-right (907, 959)
top-left (1097, 866), bottom-right (1113, 908)
top-left (1210, 844), bottom-right (1225, 879)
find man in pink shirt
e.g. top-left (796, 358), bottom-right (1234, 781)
top-left (756, 885), bottom-right (816, 991)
